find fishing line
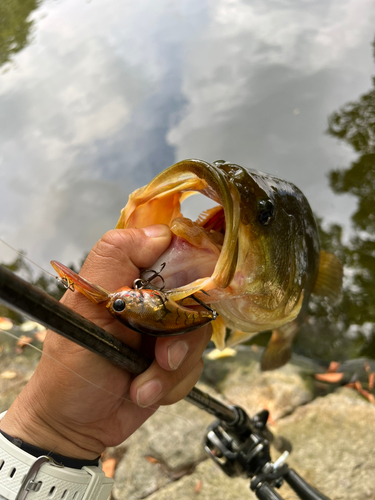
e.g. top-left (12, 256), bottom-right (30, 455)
top-left (0, 327), bottom-right (191, 424)
top-left (0, 238), bottom-right (58, 280)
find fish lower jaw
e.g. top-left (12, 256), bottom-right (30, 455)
top-left (216, 303), bottom-right (300, 336)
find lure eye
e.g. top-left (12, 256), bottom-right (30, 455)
top-left (257, 199), bottom-right (274, 226)
top-left (113, 298), bottom-right (126, 312)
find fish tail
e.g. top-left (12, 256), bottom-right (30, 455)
top-left (261, 323), bottom-right (298, 371)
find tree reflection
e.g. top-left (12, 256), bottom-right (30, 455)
top-left (311, 38), bottom-right (375, 360)
top-left (0, 0), bottom-right (40, 67)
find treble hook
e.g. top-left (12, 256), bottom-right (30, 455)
top-left (133, 262), bottom-right (166, 291)
top-left (57, 276), bottom-right (75, 292)
top-left (180, 291), bottom-right (218, 320)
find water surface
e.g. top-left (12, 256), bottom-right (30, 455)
top-left (1, 0), bottom-right (375, 360)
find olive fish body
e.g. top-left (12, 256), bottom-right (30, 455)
top-left (116, 159), bottom-right (343, 369)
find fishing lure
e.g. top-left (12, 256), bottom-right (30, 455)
top-left (50, 261), bottom-right (218, 336)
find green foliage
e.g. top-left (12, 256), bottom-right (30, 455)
top-left (0, 0), bottom-right (40, 67)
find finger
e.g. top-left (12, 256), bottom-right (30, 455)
top-left (68, 224), bottom-right (172, 291)
top-left (130, 358), bottom-right (204, 408)
top-left (154, 324), bottom-right (212, 371)
top-left (129, 329), bottom-right (210, 407)
top-left (158, 360), bottom-right (204, 405)
top-left (59, 225), bottom-right (172, 348)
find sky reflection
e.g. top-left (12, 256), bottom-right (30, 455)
top-left (0, 0), bottom-right (374, 269)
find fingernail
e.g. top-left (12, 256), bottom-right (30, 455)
top-left (142, 224), bottom-right (170, 238)
top-left (168, 341), bottom-right (189, 370)
top-left (136, 379), bottom-right (163, 408)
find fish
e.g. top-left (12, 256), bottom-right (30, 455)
top-left (115, 159), bottom-right (343, 370)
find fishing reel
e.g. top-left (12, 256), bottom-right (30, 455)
top-left (204, 406), bottom-right (330, 500)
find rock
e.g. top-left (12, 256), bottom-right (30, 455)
top-left (203, 346), bottom-right (315, 420)
top-left (112, 350), bottom-right (375, 500)
top-left (1, 334), bottom-right (374, 500)
top-left (274, 388), bottom-right (375, 500)
top-left (146, 459), bottom-right (252, 500)
top-left (112, 347), bottom-right (320, 500)
top-left (112, 398), bottom-right (214, 500)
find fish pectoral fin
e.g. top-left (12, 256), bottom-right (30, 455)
top-left (260, 324), bottom-right (298, 371)
top-left (225, 328), bottom-right (258, 347)
top-left (205, 347), bottom-right (237, 360)
top-left (166, 277), bottom-right (215, 301)
top-left (211, 315), bottom-right (227, 350)
top-left (312, 250), bottom-right (343, 302)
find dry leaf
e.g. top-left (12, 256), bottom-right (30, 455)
top-left (327, 361), bottom-right (340, 373)
top-left (358, 388), bottom-right (375, 404)
top-left (20, 321), bottom-right (45, 332)
top-left (17, 335), bottom-right (33, 348)
top-left (1, 371), bottom-right (17, 380)
top-left (263, 407), bottom-right (275, 425)
top-left (194, 479), bottom-right (203, 493)
top-left (314, 372), bottom-right (344, 383)
top-left (144, 455), bottom-right (159, 464)
top-left (0, 317), bottom-right (13, 330)
top-left (102, 458), bottom-right (116, 478)
top-left (34, 330), bottom-right (47, 343)
top-left (368, 372), bottom-right (374, 390)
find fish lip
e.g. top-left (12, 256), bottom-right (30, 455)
top-left (116, 159), bottom-right (241, 290)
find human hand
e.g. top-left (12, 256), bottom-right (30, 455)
top-left (0, 225), bottom-right (211, 460)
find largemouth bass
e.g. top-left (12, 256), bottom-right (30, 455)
top-left (115, 159), bottom-right (343, 370)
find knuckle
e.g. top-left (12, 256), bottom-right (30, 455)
top-left (94, 228), bottom-right (145, 260)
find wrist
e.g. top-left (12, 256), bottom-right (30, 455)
top-left (0, 411), bottom-right (113, 500)
top-left (0, 377), bottom-right (103, 461)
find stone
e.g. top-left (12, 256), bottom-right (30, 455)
top-left (146, 458), bottom-right (253, 500)
top-left (203, 346), bottom-right (315, 421)
top-left (112, 398), bottom-right (214, 500)
top-left (274, 388), bottom-right (375, 500)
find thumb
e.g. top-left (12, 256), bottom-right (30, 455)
top-left (80, 225), bottom-right (172, 290)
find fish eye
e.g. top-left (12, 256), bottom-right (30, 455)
top-left (257, 199), bottom-right (274, 226)
top-left (113, 298), bottom-right (126, 312)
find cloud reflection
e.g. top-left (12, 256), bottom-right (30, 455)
top-left (0, 0), bottom-right (374, 269)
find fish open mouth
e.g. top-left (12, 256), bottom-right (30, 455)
top-left (116, 159), bottom-right (241, 300)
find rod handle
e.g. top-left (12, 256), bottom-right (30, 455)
top-left (254, 482), bottom-right (284, 500)
top-left (284, 469), bottom-right (331, 500)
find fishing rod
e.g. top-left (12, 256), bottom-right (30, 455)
top-left (0, 264), bottom-right (331, 500)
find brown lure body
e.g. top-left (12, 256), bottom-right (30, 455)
top-left (51, 261), bottom-right (216, 336)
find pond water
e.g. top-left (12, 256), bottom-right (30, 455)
top-left (0, 0), bottom-right (375, 362)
